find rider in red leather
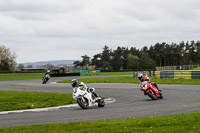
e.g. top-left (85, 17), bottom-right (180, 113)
top-left (138, 73), bottom-right (161, 94)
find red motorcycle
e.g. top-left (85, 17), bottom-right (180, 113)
top-left (139, 81), bottom-right (163, 100)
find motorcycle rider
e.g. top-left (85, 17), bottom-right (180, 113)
top-left (43, 70), bottom-right (51, 81)
top-left (44, 70), bottom-right (51, 77)
top-left (137, 73), bottom-right (161, 95)
top-left (71, 79), bottom-right (99, 99)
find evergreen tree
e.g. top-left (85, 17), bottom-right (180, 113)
top-left (100, 45), bottom-right (112, 70)
top-left (91, 53), bottom-right (101, 69)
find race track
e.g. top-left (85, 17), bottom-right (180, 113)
top-left (0, 77), bottom-right (200, 128)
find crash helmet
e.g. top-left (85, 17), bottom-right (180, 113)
top-left (71, 79), bottom-right (78, 87)
top-left (47, 70), bottom-right (50, 73)
top-left (79, 82), bottom-right (85, 87)
top-left (137, 73), bottom-right (143, 81)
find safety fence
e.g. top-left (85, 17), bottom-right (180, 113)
top-left (51, 72), bottom-right (80, 77)
top-left (133, 71), bottom-right (154, 78)
top-left (71, 70), bottom-right (101, 73)
top-left (155, 70), bottom-right (200, 79)
top-left (156, 65), bottom-right (199, 71)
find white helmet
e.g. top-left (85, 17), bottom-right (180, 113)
top-left (137, 73), bottom-right (143, 81)
top-left (79, 82), bottom-right (85, 87)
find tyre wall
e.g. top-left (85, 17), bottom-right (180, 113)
top-left (155, 70), bottom-right (200, 79)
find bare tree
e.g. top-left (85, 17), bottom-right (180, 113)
top-left (0, 45), bottom-right (17, 71)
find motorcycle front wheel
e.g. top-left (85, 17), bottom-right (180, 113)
top-left (147, 91), bottom-right (157, 100)
top-left (77, 97), bottom-right (89, 109)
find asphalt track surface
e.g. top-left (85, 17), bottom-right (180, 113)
top-left (0, 76), bottom-right (200, 128)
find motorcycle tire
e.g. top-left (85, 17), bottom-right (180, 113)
top-left (159, 92), bottom-right (163, 99)
top-left (147, 91), bottom-right (157, 100)
top-left (42, 79), bottom-right (46, 84)
top-left (98, 99), bottom-right (105, 107)
top-left (77, 97), bottom-right (89, 109)
top-left (43, 78), bottom-right (49, 84)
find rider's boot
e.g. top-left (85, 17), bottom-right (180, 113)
top-left (93, 92), bottom-right (101, 102)
top-left (93, 92), bottom-right (98, 97)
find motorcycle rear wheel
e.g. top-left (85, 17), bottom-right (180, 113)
top-left (159, 92), bottom-right (163, 99)
top-left (77, 98), bottom-right (89, 109)
top-left (98, 98), bottom-right (105, 107)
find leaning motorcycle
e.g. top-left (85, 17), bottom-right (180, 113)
top-left (73, 87), bottom-right (105, 109)
top-left (140, 81), bottom-right (163, 100)
top-left (42, 74), bottom-right (50, 84)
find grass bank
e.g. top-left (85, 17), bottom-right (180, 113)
top-left (0, 112), bottom-right (199, 132)
top-left (0, 72), bottom-right (133, 81)
top-left (58, 76), bottom-right (200, 85)
top-left (80, 71), bottom-right (133, 76)
top-left (0, 91), bottom-right (76, 111)
top-left (0, 73), bottom-right (44, 81)
top-left (193, 67), bottom-right (200, 70)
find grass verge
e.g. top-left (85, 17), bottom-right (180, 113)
top-left (57, 76), bottom-right (200, 85)
top-left (0, 72), bottom-right (134, 81)
top-left (0, 73), bottom-right (44, 81)
top-left (193, 67), bottom-right (200, 70)
top-left (0, 91), bottom-right (76, 111)
top-left (0, 112), bottom-right (200, 132)
top-left (80, 71), bottom-right (133, 76)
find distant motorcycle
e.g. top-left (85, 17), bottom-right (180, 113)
top-left (139, 81), bottom-right (163, 100)
top-left (73, 86), bottom-right (105, 109)
top-left (42, 74), bottom-right (50, 84)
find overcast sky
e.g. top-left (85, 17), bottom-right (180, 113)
top-left (0, 0), bottom-right (200, 63)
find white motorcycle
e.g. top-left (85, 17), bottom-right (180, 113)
top-left (73, 86), bottom-right (105, 109)
top-left (42, 74), bottom-right (50, 84)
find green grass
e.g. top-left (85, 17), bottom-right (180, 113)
top-left (0, 72), bottom-right (133, 81)
top-left (80, 71), bottom-right (133, 76)
top-left (0, 73), bottom-right (44, 81)
top-left (58, 76), bottom-right (200, 85)
top-left (58, 76), bottom-right (135, 84)
top-left (193, 67), bottom-right (200, 70)
top-left (0, 112), bottom-right (200, 132)
top-left (0, 91), bottom-right (76, 111)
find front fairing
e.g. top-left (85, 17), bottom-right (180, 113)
top-left (73, 87), bottom-right (86, 100)
top-left (72, 87), bottom-right (96, 106)
top-left (140, 81), bottom-right (151, 91)
top-left (140, 82), bottom-right (160, 98)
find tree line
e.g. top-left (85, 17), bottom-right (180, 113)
top-left (1, 40), bottom-right (200, 71)
top-left (74, 40), bottom-right (200, 71)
